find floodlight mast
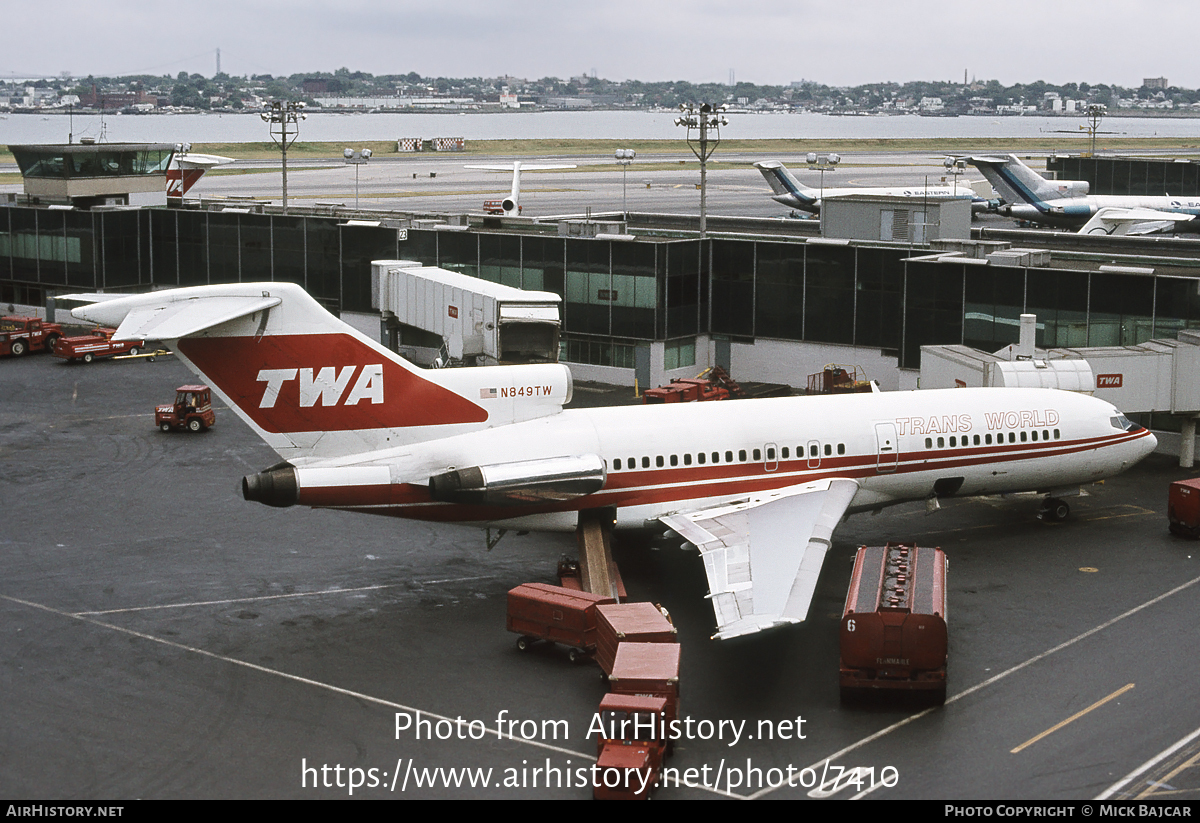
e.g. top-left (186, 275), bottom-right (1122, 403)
top-left (261, 101), bottom-right (306, 214)
top-left (675, 103), bottom-right (727, 238)
top-left (344, 148), bottom-right (372, 209)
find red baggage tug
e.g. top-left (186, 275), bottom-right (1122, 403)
top-left (840, 542), bottom-right (948, 704)
top-left (593, 693), bottom-right (668, 801)
top-left (1168, 478), bottom-right (1200, 538)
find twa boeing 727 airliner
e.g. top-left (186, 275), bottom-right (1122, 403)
top-left (75, 281), bottom-right (1156, 639)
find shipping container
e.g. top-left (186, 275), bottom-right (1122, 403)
top-left (1168, 478), bottom-right (1200, 538)
top-left (608, 642), bottom-right (681, 730)
top-left (506, 583), bottom-right (615, 661)
top-left (840, 543), bottom-right (948, 703)
top-left (595, 603), bottom-right (677, 676)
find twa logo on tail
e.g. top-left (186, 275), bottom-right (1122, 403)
top-left (177, 334), bottom-right (487, 434)
top-left (258, 366), bottom-right (384, 408)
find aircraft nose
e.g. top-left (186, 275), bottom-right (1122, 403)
top-left (1143, 431), bottom-right (1158, 456)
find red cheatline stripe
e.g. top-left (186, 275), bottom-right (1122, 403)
top-left (292, 429), bottom-right (1151, 522)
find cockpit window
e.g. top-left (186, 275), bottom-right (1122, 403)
top-left (1111, 414), bottom-right (1142, 432)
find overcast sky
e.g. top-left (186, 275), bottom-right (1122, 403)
top-left (5, 0), bottom-right (1199, 89)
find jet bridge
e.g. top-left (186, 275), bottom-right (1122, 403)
top-left (371, 260), bottom-right (561, 367)
top-left (921, 315), bottom-right (1200, 465)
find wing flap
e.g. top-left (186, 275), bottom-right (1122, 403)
top-left (661, 478), bottom-right (858, 640)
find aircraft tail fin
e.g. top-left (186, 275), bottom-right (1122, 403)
top-left (754, 161), bottom-right (818, 209)
top-left (72, 283), bottom-right (571, 463)
top-left (968, 154), bottom-right (1066, 208)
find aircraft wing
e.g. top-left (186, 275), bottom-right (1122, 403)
top-left (660, 478), bottom-right (858, 640)
top-left (1079, 207), bottom-right (1196, 236)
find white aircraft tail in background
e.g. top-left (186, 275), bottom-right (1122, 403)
top-left (166, 151), bottom-right (234, 198)
top-left (464, 160), bottom-right (576, 216)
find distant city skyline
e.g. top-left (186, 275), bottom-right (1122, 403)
top-left (4, 0), bottom-right (1197, 90)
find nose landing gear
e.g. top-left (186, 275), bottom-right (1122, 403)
top-left (1038, 497), bottom-right (1071, 522)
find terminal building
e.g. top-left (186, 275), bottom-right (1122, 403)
top-left (3, 152), bottom-right (1200, 452)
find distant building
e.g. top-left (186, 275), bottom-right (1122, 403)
top-left (1143, 77), bottom-right (1169, 89)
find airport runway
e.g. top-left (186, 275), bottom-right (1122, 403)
top-left (178, 150), bottom-right (990, 218)
top-left (2, 350), bottom-right (1199, 800)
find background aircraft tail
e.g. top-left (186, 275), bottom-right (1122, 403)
top-left (753, 161), bottom-right (818, 209)
top-left (968, 154), bottom-right (1068, 209)
top-left (72, 283), bottom-right (571, 463)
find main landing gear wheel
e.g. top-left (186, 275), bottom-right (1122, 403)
top-left (1039, 497), bottom-right (1070, 522)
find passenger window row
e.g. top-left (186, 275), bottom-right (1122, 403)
top-left (611, 442), bottom-right (847, 471)
top-left (924, 429), bottom-right (1061, 450)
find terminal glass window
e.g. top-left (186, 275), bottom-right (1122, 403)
top-left (804, 245), bottom-right (855, 345)
top-left (664, 338), bottom-right (696, 371)
top-left (1089, 271), bottom-right (1154, 346)
top-left (709, 240), bottom-right (754, 337)
top-left (754, 241), bottom-right (804, 340)
top-left (1026, 269), bottom-right (1088, 348)
top-left (964, 267), bottom-right (1026, 352)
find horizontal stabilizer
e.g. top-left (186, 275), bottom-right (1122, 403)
top-left (74, 294), bottom-right (281, 342)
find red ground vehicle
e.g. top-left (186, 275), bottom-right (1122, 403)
top-left (840, 542), bottom-right (948, 704)
top-left (506, 583), bottom-right (615, 661)
top-left (156, 385), bottom-right (216, 433)
top-left (593, 693), bottom-right (668, 800)
top-left (1168, 478), bottom-right (1200, 538)
top-left (52, 328), bottom-right (145, 363)
top-left (0, 316), bottom-right (63, 356)
top-left (642, 366), bottom-right (744, 404)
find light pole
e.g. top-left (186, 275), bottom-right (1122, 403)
top-left (1083, 103), bottom-right (1107, 157)
top-left (343, 148), bottom-right (372, 209)
top-left (806, 151), bottom-right (840, 202)
top-left (260, 101), bottom-right (306, 214)
top-left (675, 103), bottom-right (727, 238)
top-left (614, 149), bottom-right (635, 216)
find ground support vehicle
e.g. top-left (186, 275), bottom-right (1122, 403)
top-left (1168, 478), bottom-right (1200, 538)
top-left (155, 385), bottom-right (216, 433)
top-left (595, 603), bottom-right (677, 676)
top-left (840, 542), bottom-right (948, 703)
top-left (506, 583), bottom-right (615, 662)
top-left (807, 364), bottom-right (873, 394)
top-left (643, 366), bottom-right (745, 404)
top-left (556, 556), bottom-right (627, 600)
top-left (52, 327), bottom-right (144, 363)
top-left (607, 642), bottom-right (681, 734)
top-left (593, 693), bottom-right (668, 801)
top-left (0, 316), bottom-right (63, 356)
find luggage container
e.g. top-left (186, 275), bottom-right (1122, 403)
top-left (608, 642), bottom-right (681, 730)
top-left (506, 583), bottom-right (615, 662)
top-left (592, 693), bottom-right (668, 801)
top-left (1168, 478), bottom-right (1200, 538)
top-left (840, 542), bottom-right (948, 704)
top-left (594, 603), bottom-right (677, 676)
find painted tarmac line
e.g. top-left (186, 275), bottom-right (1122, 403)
top-left (751, 572), bottom-right (1200, 800)
top-left (72, 576), bottom-right (496, 615)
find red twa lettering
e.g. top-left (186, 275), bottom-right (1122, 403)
top-left (1097, 374), bottom-right (1123, 388)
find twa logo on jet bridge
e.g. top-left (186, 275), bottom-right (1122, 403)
top-left (1097, 374), bottom-right (1124, 389)
top-left (176, 334), bottom-right (488, 434)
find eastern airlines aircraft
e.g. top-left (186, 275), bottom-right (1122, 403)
top-left (75, 281), bottom-right (1156, 640)
top-left (755, 160), bottom-right (988, 214)
top-left (968, 154), bottom-right (1200, 232)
